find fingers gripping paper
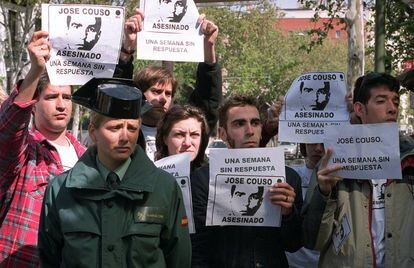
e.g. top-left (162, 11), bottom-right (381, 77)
top-left (138, 0), bottom-right (204, 62)
top-left (42, 4), bottom-right (124, 85)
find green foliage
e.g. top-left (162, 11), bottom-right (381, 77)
top-left (385, 0), bottom-right (414, 70)
top-left (300, 0), bottom-right (414, 72)
top-left (298, 0), bottom-right (346, 53)
top-left (200, 2), bottom-right (347, 103)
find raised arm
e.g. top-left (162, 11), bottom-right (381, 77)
top-left (189, 16), bottom-right (222, 134)
top-left (0, 31), bottom-right (50, 181)
top-left (113, 9), bottom-right (144, 79)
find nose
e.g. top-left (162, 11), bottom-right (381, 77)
top-left (183, 134), bottom-right (191, 147)
top-left (56, 95), bottom-right (66, 110)
top-left (158, 92), bottom-right (167, 106)
top-left (119, 126), bottom-right (128, 142)
top-left (387, 100), bottom-right (398, 115)
top-left (245, 123), bottom-right (254, 136)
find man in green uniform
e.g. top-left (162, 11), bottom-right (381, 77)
top-left (38, 78), bottom-right (191, 268)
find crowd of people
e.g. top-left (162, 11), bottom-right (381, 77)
top-left (0, 6), bottom-right (413, 268)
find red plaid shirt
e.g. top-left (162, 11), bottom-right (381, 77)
top-left (0, 87), bottom-right (86, 267)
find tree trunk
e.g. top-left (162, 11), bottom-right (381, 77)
top-left (375, 0), bottom-right (386, 73)
top-left (71, 103), bottom-right (80, 141)
top-left (346, 0), bottom-right (365, 92)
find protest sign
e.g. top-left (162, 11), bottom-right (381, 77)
top-left (206, 147), bottom-right (286, 227)
top-left (279, 72), bottom-right (349, 143)
top-left (42, 4), bottom-right (124, 85)
top-left (137, 0), bottom-right (204, 62)
top-left (324, 123), bottom-right (402, 180)
top-left (154, 153), bottom-right (195, 233)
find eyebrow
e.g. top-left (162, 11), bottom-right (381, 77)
top-left (231, 118), bottom-right (247, 124)
top-left (374, 94), bottom-right (398, 99)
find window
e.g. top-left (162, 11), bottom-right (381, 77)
top-left (335, 30), bottom-right (341, 39)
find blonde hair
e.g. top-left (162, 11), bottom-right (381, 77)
top-left (89, 111), bottom-right (107, 128)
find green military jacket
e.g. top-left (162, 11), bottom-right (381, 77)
top-left (302, 150), bottom-right (414, 268)
top-left (38, 146), bottom-right (191, 268)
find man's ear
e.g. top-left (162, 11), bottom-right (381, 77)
top-left (218, 126), bottom-right (227, 142)
top-left (353, 102), bottom-right (365, 118)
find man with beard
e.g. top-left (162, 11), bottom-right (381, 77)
top-left (191, 94), bottom-right (303, 268)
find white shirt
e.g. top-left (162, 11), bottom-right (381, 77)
top-left (371, 179), bottom-right (387, 268)
top-left (141, 124), bottom-right (157, 162)
top-left (285, 164), bottom-right (319, 268)
top-left (48, 137), bottom-right (79, 171)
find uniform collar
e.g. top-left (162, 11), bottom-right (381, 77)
top-left (96, 155), bottom-right (131, 182)
top-left (66, 146), bottom-right (157, 194)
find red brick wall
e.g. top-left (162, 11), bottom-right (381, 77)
top-left (275, 18), bottom-right (348, 40)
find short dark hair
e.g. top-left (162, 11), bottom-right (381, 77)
top-left (133, 66), bottom-right (178, 97)
top-left (35, 71), bottom-right (73, 95)
top-left (155, 105), bottom-right (209, 169)
top-left (35, 71), bottom-right (51, 94)
top-left (67, 16), bottom-right (101, 31)
top-left (218, 94), bottom-right (260, 128)
top-left (353, 72), bottom-right (400, 104)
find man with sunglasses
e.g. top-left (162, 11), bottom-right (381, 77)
top-left (302, 72), bottom-right (414, 267)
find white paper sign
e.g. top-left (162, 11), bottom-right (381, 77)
top-left (206, 147), bottom-right (286, 227)
top-left (279, 72), bottom-right (349, 143)
top-left (154, 153), bottom-right (195, 233)
top-left (42, 4), bottom-right (124, 85)
top-left (332, 213), bottom-right (351, 253)
top-left (324, 123), bottom-right (402, 180)
top-left (137, 0), bottom-right (204, 62)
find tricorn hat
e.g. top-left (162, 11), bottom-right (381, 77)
top-left (72, 78), bottom-right (151, 119)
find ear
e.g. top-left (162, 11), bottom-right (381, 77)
top-left (218, 126), bottom-right (227, 142)
top-left (88, 124), bottom-right (97, 144)
top-left (353, 102), bottom-right (365, 119)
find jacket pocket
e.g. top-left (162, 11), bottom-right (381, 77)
top-left (123, 223), bottom-right (164, 267)
top-left (61, 221), bottom-right (101, 267)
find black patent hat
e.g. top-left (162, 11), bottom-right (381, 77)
top-left (72, 78), bottom-right (151, 119)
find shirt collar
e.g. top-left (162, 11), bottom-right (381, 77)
top-left (96, 155), bottom-right (131, 182)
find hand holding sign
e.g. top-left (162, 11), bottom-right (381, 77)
top-left (122, 8), bottom-right (144, 58)
top-left (28, 31), bottom-right (51, 74)
top-left (199, 14), bottom-right (218, 45)
top-left (266, 96), bottom-right (285, 134)
top-left (198, 14), bottom-right (218, 63)
top-left (317, 148), bottom-right (343, 196)
top-left (268, 182), bottom-right (296, 216)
